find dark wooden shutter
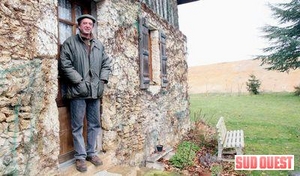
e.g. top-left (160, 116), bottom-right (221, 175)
top-left (160, 32), bottom-right (168, 88)
top-left (139, 17), bottom-right (150, 89)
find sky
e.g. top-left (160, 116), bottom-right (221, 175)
top-left (178, 0), bottom-right (286, 66)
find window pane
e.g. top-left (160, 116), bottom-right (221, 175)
top-left (75, 5), bottom-right (82, 21)
top-left (58, 0), bottom-right (72, 21)
top-left (59, 22), bottom-right (72, 44)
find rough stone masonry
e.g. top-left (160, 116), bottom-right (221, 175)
top-left (0, 0), bottom-right (191, 175)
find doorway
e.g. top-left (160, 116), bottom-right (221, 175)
top-left (56, 0), bottom-right (93, 164)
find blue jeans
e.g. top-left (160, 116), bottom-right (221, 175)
top-left (70, 99), bottom-right (101, 160)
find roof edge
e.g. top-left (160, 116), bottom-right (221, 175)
top-left (177, 0), bottom-right (199, 5)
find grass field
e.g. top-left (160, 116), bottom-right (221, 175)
top-left (189, 92), bottom-right (300, 175)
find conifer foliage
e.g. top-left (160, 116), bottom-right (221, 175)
top-left (246, 74), bottom-right (261, 95)
top-left (258, 0), bottom-right (300, 72)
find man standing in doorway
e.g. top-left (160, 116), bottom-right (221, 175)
top-left (59, 14), bottom-right (111, 172)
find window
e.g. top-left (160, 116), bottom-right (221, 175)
top-left (58, 0), bottom-right (91, 45)
top-left (56, 0), bottom-right (91, 106)
top-left (139, 16), bottom-right (168, 90)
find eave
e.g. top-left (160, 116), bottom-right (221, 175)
top-left (177, 0), bottom-right (199, 5)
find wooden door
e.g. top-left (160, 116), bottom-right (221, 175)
top-left (56, 0), bottom-right (91, 164)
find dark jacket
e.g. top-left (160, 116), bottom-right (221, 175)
top-left (59, 34), bottom-right (111, 99)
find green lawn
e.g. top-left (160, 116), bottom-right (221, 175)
top-left (189, 92), bottom-right (300, 175)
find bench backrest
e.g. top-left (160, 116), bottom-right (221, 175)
top-left (216, 117), bottom-right (227, 145)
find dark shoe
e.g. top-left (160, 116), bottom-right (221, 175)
top-left (86, 155), bottom-right (103, 166)
top-left (75, 159), bottom-right (87, 172)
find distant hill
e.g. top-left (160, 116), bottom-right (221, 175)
top-left (188, 59), bottom-right (300, 94)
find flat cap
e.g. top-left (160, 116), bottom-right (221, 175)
top-left (77, 14), bottom-right (96, 23)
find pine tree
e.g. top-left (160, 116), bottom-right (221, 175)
top-left (257, 0), bottom-right (300, 72)
top-left (246, 75), bottom-right (261, 95)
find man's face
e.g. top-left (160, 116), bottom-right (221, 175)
top-left (78, 18), bottom-right (94, 35)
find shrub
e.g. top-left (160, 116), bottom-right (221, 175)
top-left (169, 141), bottom-right (200, 169)
top-left (246, 74), bottom-right (261, 95)
top-left (294, 85), bottom-right (300, 96)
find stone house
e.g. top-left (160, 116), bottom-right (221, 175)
top-left (0, 0), bottom-right (197, 175)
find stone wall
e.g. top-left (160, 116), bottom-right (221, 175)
top-left (0, 0), bottom-right (59, 175)
top-left (97, 1), bottom-right (190, 166)
top-left (0, 0), bottom-right (190, 174)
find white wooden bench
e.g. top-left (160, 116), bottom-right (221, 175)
top-left (216, 117), bottom-right (244, 160)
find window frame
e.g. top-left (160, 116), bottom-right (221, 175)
top-left (138, 16), bottom-right (168, 90)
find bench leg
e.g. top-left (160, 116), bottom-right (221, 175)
top-left (217, 145), bottom-right (223, 160)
